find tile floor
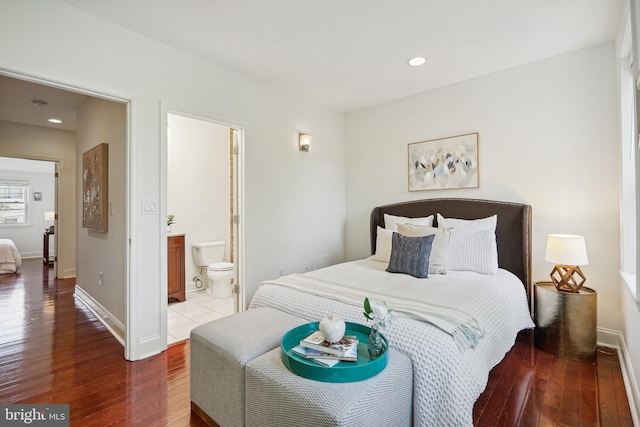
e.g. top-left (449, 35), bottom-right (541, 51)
top-left (168, 290), bottom-right (234, 344)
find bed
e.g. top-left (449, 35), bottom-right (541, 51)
top-left (249, 198), bottom-right (534, 426)
top-left (0, 239), bottom-right (22, 274)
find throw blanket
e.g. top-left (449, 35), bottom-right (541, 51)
top-left (263, 273), bottom-right (485, 351)
top-left (0, 239), bottom-right (19, 263)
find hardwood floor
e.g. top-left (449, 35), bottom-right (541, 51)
top-left (0, 259), bottom-right (208, 426)
top-left (473, 334), bottom-right (633, 426)
top-left (0, 259), bottom-right (634, 426)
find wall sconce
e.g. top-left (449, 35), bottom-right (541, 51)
top-left (299, 133), bottom-right (312, 152)
top-left (545, 234), bottom-right (589, 292)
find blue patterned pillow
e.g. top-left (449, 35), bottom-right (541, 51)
top-left (386, 232), bottom-right (435, 278)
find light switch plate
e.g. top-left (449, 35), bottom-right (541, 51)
top-left (141, 200), bottom-right (157, 215)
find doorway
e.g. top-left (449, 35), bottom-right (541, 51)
top-left (165, 111), bottom-right (244, 343)
top-left (0, 157), bottom-right (57, 272)
top-left (0, 71), bottom-right (134, 357)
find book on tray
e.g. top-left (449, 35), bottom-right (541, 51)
top-left (291, 346), bottom-right (341, 367)
top-left (299, 331), bottom-right (359, 358)
top-left (304, 346), bottom-right (357, 361)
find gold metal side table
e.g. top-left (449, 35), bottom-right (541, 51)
top-left (533, 281), bottom-right (597, 361)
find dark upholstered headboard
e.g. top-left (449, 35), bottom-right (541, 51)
top-left (370, 198), bottom-right (532, 303)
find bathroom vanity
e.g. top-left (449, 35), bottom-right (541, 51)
top-left (168, 233), bottom-right (186, 302)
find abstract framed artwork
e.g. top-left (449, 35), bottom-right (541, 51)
top-left (82, 143), bottom-right (109, 232)
top-left (408, 132), bottom-right (479, 191)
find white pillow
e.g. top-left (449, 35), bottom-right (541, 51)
top-left (437, 213), bottom-right (498, 274)
top-left (436, 213), bottom-right (496, 232)
top-left (446, 229), bottom-right (498, 274)
top-left (384, 213), bottom-right (434, 232)
top-left (373, 226), bottom-right (394, 262)
top-left (397, 223), bottom-right (437, 236)
top-left (397, 223), bottom-right (451, 275)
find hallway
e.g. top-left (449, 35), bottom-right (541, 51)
top-left (0, 258), bottom-right (207, 426)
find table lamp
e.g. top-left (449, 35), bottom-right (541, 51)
top-left (45, 211), bottom-right (55, 233)
top-left (544, 234), bottom-right (588, 292)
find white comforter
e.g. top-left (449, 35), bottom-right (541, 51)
top-left (0, 239), bottom-right (22, 274)
top-left (249, 257), bottom-right (534, 427)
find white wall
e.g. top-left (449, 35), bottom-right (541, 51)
top-left (76, 97), bottom-right (127, 322)
top-left (0, 0), bottom-right (345, 359)
top-left (0, 162), bottom-right (55, 258)
top-left (619, 0), bottom-right (640, 412)
top-left (167, 113), bottom-right (231, 292)
top-left (621, 285), bottom-right (640, 416)
top-left (0, 121), bottom-right (77, 277)
top-left (345, 43), bottom-right (621, 332)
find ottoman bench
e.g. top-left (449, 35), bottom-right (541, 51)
top-left (190, 307), bottom-right (307, 427)
top-left (245, 347), bottom-right (413, 427)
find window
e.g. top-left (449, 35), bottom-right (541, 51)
top-left (619, 12), bottom-right (637, 298)
top-left (0, 179), bottom-right (29, 225)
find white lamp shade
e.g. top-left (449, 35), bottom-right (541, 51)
top-left (45, 211), bottom-right (55, 222)
top-left (545, 234), bottom-right (588, 266)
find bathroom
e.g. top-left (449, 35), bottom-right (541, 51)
top-left (166, 112), bottom-right (237, 344)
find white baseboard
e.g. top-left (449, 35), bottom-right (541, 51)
top-left (186, 279), bottom-right (207, 293)
top-left (597, 327), bottom-right (622, 348)
top-left (21, 253), bottom-right (42, 259)
top-left (598, 327), bottom-right (640, 426)
top-left (59, 268), bottom-right (76, 279)
top-left (74, 285), bottom-right (125, 346)
top-left (19, 256), bottom-right (76, 278)
top-left (618, 332), bottom-right (640, 427)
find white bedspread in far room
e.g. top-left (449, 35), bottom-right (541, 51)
top-left (0, 239), bottom-right (22, 274)
top-left (250, 257), bottom-right (534, 427)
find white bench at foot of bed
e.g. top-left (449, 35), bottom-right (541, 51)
top-left (190, 307), bottom-right (308, 427)
top-left (245, 347), bottom-right (413, 427)
top-left (190, 306), bottom-right (413, 427)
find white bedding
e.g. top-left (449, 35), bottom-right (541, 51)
top-left (0, 239), bottom-right (22, 274)
top-left (250, 257), bottom-right (534, 427)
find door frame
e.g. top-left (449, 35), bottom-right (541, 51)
top-left (161, 105), bottom-right (246, 335)
top-left (0, 67), bottom-right (134, 357)
top-left (53, 161), bottom-right (59, 276)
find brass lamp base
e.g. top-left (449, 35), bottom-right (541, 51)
top-left (550, 264), bottom-right (586, 292)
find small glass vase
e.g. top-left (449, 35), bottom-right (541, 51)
top-left (367, 326), bottom-right (384, 359)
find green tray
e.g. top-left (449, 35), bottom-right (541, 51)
top-left (280, 321), bottom-right (388, 383)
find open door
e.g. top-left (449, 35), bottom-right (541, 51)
top-left (231, 128), bottom-right (244, 313)
top-left (53, 161), bottom-right (59, 277)
top-left (166, 112), bottom-right (245, 314)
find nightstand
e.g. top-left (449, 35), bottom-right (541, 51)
top-left (534, 281), bottom-right (597, 361)
top-left (43, 229), bottom-right (54, 265)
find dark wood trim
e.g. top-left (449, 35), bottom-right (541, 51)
top-left (191, 402), bottom-right (219, 427)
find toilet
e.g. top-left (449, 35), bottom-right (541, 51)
top-left (191, 241), bottom-right (234, 298)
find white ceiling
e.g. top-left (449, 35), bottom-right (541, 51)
top-left (58, 0), bottom-right (622, 112)
top-left (0, 75), bottom-right (87, 132)
top-left (0, 1), bottom-right (624, 132)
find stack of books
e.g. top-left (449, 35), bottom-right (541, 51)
top-left (291, 331), bottom-right (359, 367)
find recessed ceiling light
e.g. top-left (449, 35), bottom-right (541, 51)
top-left (408, 57), bottom-right (426, 67)
top-left (32, 100), bottom-right (47, 107)
top-left (48, 118), bottom-right (62, 124)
